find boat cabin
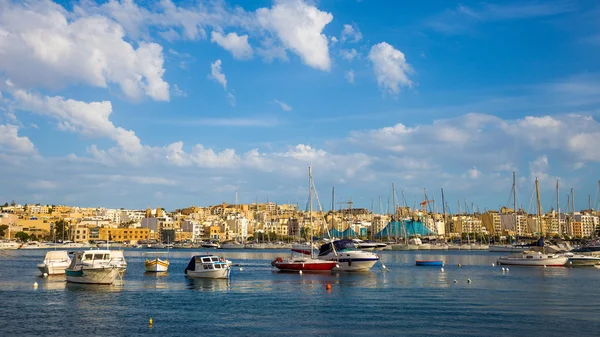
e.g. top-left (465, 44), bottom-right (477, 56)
top-left (318, 239), bottom-right (357, 256)
top-left (185, 255), bottom-right (229, 274)
top-left (70, 250), bottom-right (115, 269)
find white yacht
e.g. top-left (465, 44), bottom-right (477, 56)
top-left (37, 251), bottom-right (71, 275)
top-left (564, 253), bottom-right (600, 267)
top-left (201, 241), bottom-right (221, 249)
top-left (65, 250), bottom-right (124, 284)
top-left (19, 241), bottom-right (49, 249)
top-left (318, 239), bottom-right (380, 272)
top-left (61, 241), bottom-right (91, 248)
top-left (220, 241), bottom-right (244, 249)
top-left (184, 254), bottom-right (231, 279)
top-left (0, 240), bottom-right (20, 250)
top-left (352, 239), bottom-right (378, 251)
top-left (497, 251), bottom-right (568, 267)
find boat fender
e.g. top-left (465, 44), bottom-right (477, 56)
top-left (348, 259), bottom-right (352, 267)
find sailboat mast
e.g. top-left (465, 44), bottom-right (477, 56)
top-left (556, 180), bottom-right (560, 237)
top-left (513, 171), bottom-right (518, 240)
top-left (441, 188), bottom-right (446, 241)
top-left (392, 183), bottom-right (397, 241)
top-left (308, 166), bottom-right (313, 258)
top-left (535, 177), bottom-right (542, 237)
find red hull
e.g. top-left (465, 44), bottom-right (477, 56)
top-left (273, 261), bottom-right (337, 272)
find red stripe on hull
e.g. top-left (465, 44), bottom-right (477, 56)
top-left (274, 262), bottom-right (337, 272)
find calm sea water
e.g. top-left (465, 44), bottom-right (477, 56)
top-left (1, 249), bottom-right (600, 336)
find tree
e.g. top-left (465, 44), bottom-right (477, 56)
top-left (0, 225), bottom-right (8, 238)
top-left (54, 219), bottom-right (69, 240)
top-left (14, 231), bottom-right (29, 242)
top-left (2, 202), bottom-right (7, 207)
top-left (10, 200), bottom-right (15, 206)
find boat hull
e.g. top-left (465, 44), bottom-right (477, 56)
top-left (186, 268), bottom-right (230, 279)
top-left (145, 259), bottom-right (170, 272)
top-left (37, 262), bottom-right (70, 275)
top-left (273, 261), bottom-right (337, 272)
top-left (489, 245), bottom-right (529, 252)
top-left (415, 260), bottom-right (444, 266)
top-left (65, 268), bottom-right (119, 284)
top-left (497, 256), bottom-right (568, 267)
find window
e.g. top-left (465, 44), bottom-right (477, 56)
top-left (94, 254), bottom-right (104, 260)
top-left (84, 254), bottom-right (93, 260)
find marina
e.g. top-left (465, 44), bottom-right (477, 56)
top-left (1, 249), bottom-right (600, 336)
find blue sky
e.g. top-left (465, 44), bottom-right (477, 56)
top-left (1, 0), bottom-right (599, 212)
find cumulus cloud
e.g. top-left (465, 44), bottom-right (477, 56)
top-left (341, 24), bottom-right (362, 43)
top-left (273, 99), bottom-right (292, 111)
top-left (368, 42), bottom-right (413, 96)
top-left (0, 0), bottom-right (169, 101)
top-left (0, 124), bottom-right (36, 154)
top-left (211, 31), bottom-right (253, 60)
top-left (256, 0), bottom-right (333, 71)
top-left (340, 48), bottom-right (358, 61)
top-left (209, 60), bottom-right (227, 89)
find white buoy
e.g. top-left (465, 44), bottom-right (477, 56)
top-left (453, 279), bottom-right (457, 283)
top-left (467, 279), bottom-right (472, 284)
top-left (502, 267), bottom-right (505, 272)
top-left (299, 270), bottom-right (303, 275)
top-left (543, 265), bottom-right (547, 268)
top-left (43, 273), bottom-right (48, 277)
top-left (506, 268), bottom-right (509, 272)
top-left (239, 267), bottom-right (243, 271)
top-left (381, 264), bottom-right (386, 269)
top-left (492, 263), bottom-right (495, 267)
top-left (33, 282), bottom-right (38, 288)
top-left (440, 267), bottom-right (444, 272)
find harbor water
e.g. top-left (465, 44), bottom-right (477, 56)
top-left (1, 249), bottom-right (600, 336)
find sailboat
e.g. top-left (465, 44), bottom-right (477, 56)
top-left (497, 178), bottom-right (568, 267)
top-left (271, 167), bottom-right (338, 272)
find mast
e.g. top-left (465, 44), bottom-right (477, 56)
top-left (513, 171), bottom-right (518, 240)
top-left (308, 166), bottom-right (313, 258)
top-left (392, 183), bottom-right (397, 242)
top-left (331, 186), bottom-right (335, 236)
top-left (556, 180), bottom-right (560, 237)
top-left (441, 188), bottom-right (447, 242)
top-left (535, 177), bottom-right (542, 238)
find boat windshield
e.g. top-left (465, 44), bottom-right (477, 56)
top-left (318, 239), bottom-right (357, 256)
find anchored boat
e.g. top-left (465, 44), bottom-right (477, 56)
top-left (37, 251), bottom-right (71, 275)
top-left (185, 254), bottom-right (231, 279)
top-left (317, 239), bottom-right (379, 271)
top-left (144, 252), bottom-right (170, 272)
top-left (65, 250), bottom-right (124, 285)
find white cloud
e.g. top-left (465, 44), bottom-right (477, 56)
top-left (330, 36), bottom-right (338, 44)
top-left (10, 89), bottom-right (142, 153)
top-left (273, 99), bottom-right (292, 111)
top-left (28, 180), bottom-right (56, 190)
top-left (256, 0), bottom-right (333, 71)
top-left (211, 31), bottom-right (253, 60)
top-left (340, 48), bottom-right (358, 61)
top-left (0, 124), bottom-right (36, 154)
top-left (172, 84), bottom-right (187, 97)
top-left (468, 167), bottom-right (481, 179)
top-left (227, 92), bottom-right (236, 107)
top-left (345, 70), bottom-right (355, 84)
top-left (368, 42), bottom-right (413, 96)
top-left (341, 24), bottom-right (362, 43)
top-left (0, 0), bottom-right (169, 101)
top-left (529, 155), bottom-right (549, 181)
top-left (209, 59), bottom-right (227, 89)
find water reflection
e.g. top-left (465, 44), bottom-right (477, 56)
top-left (186, 278), bottom-right (230, 291)
top-left (65, 281), bottom-right (124, 292)
top-left (41, 276), bottom-right (67, 290)
top-left (144, 271), bottom-right (169, 277)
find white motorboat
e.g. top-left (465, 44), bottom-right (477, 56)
top-left (19, 241), bottom-right (49, 249)
top-left (0, 240), bottom-right (20, 250)
top-left (374, 243), bottom-right (387, 250)
top-left (245, 242), bottom-right (266, 249)
top-left (65, 250), bottom-right (123, 284)
top-left (291, 242), bottom-right (317, 254)
top-left (201, 241), bottom-right (220, 249)
top-left (185, 254), bottom-right (231, 279)
top-left (220, 241), bottom-right (244, 249)
top-left (497, 251), bottom-right (568, 267)
top-left (318, 239), bottom-right (379, 272)
top-left (564, 253), bottom-right (600, 267)
top-left (488, 244), bottom-right (530, 252)
top-left (61, 241), bottom-right (91, 248)
top-left (144, 252), bottom-right (170, 272)
top-left (37, 251), bottom-right (71, 275)
top-left (352, 239), bottom-right (377, 251)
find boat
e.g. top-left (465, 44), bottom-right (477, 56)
top-left (220, 241), bottom-right (244, 249)
top-left (60, 240), bottom-right (91, 248)
top-left (374, 243), bottom-right (387, 250)
top-left (0, 240), bottom-right (20, 250)
top-left (65, 250), bottom-right (122, 284)
top-left (497, 251), bottom-right (568, 267)
top-left (317, 239), bottom-right (379, 271)
top-left (201, 241), bottom-right (220, 249)
top-left (352, 239), bottom-right (377, 251)
top-left (37, 250), bottom-right (71, 275)
top-left (496, 178), bottom-right (568, 267)
top-left (184, 254), bottom-right (231, 279)
top-left (19, 241), bottom-right (48, 249)
top-left (564, 253), bottom-right (600, 267)
top-left (488, 245), bottom-right (530, 252)
top-left (291, 242), bottom-right (316, 254)
top-left (144, 252), bottom-right (170, 272)
top-left (271, 167), bottom-right (338, 273)
top-left (415, 260), bottom-right (444, 266)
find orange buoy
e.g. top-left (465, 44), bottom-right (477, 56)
top-left (326, 284), bottom-right (332, 290)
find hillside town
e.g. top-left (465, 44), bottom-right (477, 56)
top-left (1, 200), bottom-right (599, 244)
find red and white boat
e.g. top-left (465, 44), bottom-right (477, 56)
top-left (271, 254), bottom-right (338, 272)
top-left (271, 166), bottom-right (338, 273)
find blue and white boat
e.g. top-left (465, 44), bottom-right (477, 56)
top-left (185, 254), bottom-right (231, 279)
top-left (65, 250), bottom-right (124, 285)
top-left (318, 239), bottom-right (379, 272)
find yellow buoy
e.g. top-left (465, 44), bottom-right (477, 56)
top-left (457, 263), bottom-right (461, 267)
top-left (149, 318), bottom-right (153, 326)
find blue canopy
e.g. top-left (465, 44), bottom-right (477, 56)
top-left (325, 227), bottom-right (357, 238)
top-left (374, 220), bottom-right (434, 239)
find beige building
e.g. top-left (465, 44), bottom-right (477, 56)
top-left (99, 227), bottom-right (150, 242)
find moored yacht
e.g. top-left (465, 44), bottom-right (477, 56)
top-left (352, 239), bottom-right (377, 251)
top-left (65, 250), bottom-right (123, 284)
top-left (0, 240), bottom-right (20, 250)
top-left (564, 253), bottom-right (600, 267)
top-left (185, 254), bottom-right (231, 279)
top-left (37, 251), bottom-right (71, 275)
top-left (497, 250), bottom-right (568, 267)
top-left (318, 239), bottom-right (379, 271)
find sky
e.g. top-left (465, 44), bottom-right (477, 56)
top-left (0, 0), bottom-right (600, 213)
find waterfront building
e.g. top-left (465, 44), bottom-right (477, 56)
top-left (98, 227), bottom-right (150, 243)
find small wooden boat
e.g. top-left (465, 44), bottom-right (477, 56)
top-left (144, 252), bottom-right (170, 272)
top-left (415, 260), bottom-right (444, 266)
